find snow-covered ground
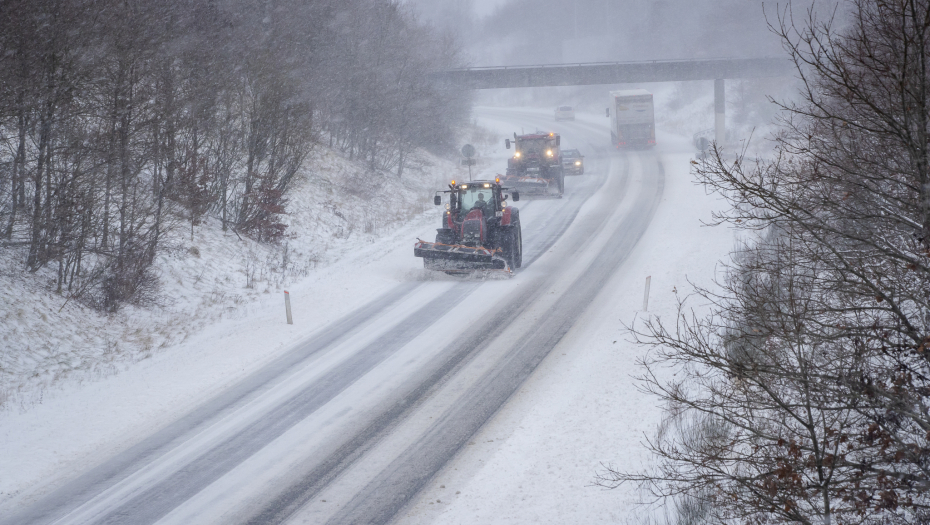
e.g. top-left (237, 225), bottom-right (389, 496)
top-left (0, 143), bottom-right (483, 505)
top-left (0, 141), bottom-right (488, 409)
top-left (1, 105), bottom-right (739, 523)
top-left (394, 126), bottom-right (735, 524)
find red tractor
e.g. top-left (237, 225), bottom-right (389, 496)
top-left (415, 179), bottom-right (523, 273)
top-left (502, 131), bottom-right (564, 198)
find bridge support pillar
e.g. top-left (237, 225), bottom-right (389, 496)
top-left (714, 78), bottom-right (725, 145)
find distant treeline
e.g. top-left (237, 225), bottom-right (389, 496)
top-left (0, 0), bottom-right (467, 310)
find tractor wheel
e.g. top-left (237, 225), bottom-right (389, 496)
top-left (503, 231), bottom-right (516, 270)
top-left (496, 227), bottom-right (517, 271)
top-left (501, 226), bottom-right (521, 271)
top-left (514, 223), bottom-right (523, 268)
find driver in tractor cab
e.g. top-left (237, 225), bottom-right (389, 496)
top-left (472, 192), bottom-right (489, 213)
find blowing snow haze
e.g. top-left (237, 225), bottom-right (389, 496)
top-left (8, 0), bottom-right (925, 524)
top-left (409, 0), bottom-right (788, 65)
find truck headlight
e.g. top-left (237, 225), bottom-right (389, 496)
top-left (575, 161), bottom-right (581, 165)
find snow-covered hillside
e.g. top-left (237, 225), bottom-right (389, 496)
top-left (0, 136), bottom-right (496, 411)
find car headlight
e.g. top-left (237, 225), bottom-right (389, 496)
top-left (546, 150), bottom-right (553, 156)
top-left (575, 161), bottom-right (581, 165)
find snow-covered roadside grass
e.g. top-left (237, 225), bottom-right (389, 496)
top-left (397, 131), bottom-right (739, 525)
top-left (0, 140), bottom-right (490, 507)
top-left (0, 141), bottom-right (486, 413)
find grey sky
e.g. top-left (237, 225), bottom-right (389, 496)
top-left (473, 0), bottom-right (509, 17)
top-left (404, 0), bottom-right (834, 67)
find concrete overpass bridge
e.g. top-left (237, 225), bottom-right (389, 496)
top-left (436, 57), bottom-right (794, 145)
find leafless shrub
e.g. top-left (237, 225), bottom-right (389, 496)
top-left (0, 0), bottom-right (468, 311)
top-left (604, 2), bottom-right (930, 524)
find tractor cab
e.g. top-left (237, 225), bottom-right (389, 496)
top-left (434, 180), bottom-right (518, 221)
top-left (451, 182), bottom-right (505, 219)
top-left (506, 132), bottom-right (560, 167)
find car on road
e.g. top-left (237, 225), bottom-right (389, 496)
top-left (561, 148), bottom-right (584, 175)
top-left (554, 105), bottom-right (575, 121)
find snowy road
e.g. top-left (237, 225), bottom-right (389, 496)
top-left (3, 108), bottom-right (664, 525)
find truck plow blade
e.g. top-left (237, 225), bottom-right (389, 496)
top-left (414, 241), bottom-right (508, 270)
top-left (502, 176), bottom-right (558, 197)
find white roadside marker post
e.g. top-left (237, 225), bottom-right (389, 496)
top-left (284, 290), bottom-right (293, 325)
top-left (643, 276), bottom-right (652, 312)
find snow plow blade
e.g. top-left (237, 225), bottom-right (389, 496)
top-left (502, 176), bottom-right (557, 197)
top-left (414, 241), bottom-right (508, 270)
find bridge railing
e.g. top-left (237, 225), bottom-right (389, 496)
top-left (447, 56), bottom-right (789, 72)
top-left (433, 57), bottom-right (795, 89)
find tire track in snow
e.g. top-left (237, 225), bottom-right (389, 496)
top-left (241, 111), bottom-right (624, 524)
top-left (3, 112), bottom-right (611, 525)
top-left (240, 117), bottom-right (618, 524)
top-left (323, 152), bottom-right (665, 525)
top-left (87, 286), bottom-right (477, 525)
top-left (0, 283), bottom-right (420, 525)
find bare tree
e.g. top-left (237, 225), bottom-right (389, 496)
top-left (600, 2), bottom-right (930, 524)
top-left (0, 0), bottom-right (468, 309)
